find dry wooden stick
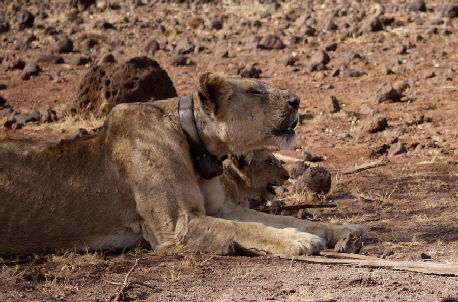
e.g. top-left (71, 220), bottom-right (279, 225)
top-left (273, 153), bottom-right (386, 175)
top-left (259, 203), bottom-right (337, 213)
top-left (327, 157), bottom-right (386, 175)
top-left (277, 254), bottom-right (458, 276)
top-left (111, 259), bottom-right (155, 301)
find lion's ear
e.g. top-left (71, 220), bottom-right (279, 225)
top-left (198, 72), bottom-right (229, 117)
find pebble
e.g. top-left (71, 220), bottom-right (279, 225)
top-left (408, 0), bottom-right (426, 12)
top-left (98, 54), bottom-right (116, 64)
top-left (278, 55), bottom-right (298, 66)
top-left (387, 142), bottom-right (408, 157)
top-left (145, 39), bottom-right (160, 54)
top-left (308, 50), bottom-right (330, 72)
top-left (285, 161), bottom-right (309, 179)
top-left (170, 54), bottom-right (189, 66)
top-left (238, 64), bottom-right (262, 78)
top-left (375, 82), bottom-right (403, 103)
top-left (16, 10), bottom-right (35, 29)
top-left (34, 55), bottom-right (65, 64)
top-left (359, 115), bottom-right (388, 134)
top-left (54, 38), bottom-right (74, 53)
top-left (326, 95), bottom-right (341, 113)
top-left (258, 34), bottom-right (284, 50)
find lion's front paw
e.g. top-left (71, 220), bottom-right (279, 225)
top-left (329, 224), bottom-right (366, 247)
top-left (285, 230), bottom-right (326, 256)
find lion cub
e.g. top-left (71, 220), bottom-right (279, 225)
top-left (221, 148), bottom-right (289, 208)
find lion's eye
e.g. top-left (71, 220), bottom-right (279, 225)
top-left (267, 159), bottom-right (275, 165)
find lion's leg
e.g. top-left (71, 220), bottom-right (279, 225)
top-left (221, 203), bottom-right (365, 247)
top-left (141, 211), bottom-right (325, 256)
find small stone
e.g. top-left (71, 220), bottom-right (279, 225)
top-left (73, 57), bottom-right (91, 65)
top-left (387, 142), bottom-right (407, 157)
top-left (408, 0), bottom-right (426, 12)
top-left (308, 50), bottom-right (330, 72)
top-left (359, 115), bottom-right (388, 134)
top-left (398, 44), bottom-right (408, 55)
top-left (214, 47), bottom-right (229, 58)
top-left (94, 19), bottom-right (115, 30)
top-left (41, 109), bottom-right (57, 122)
top-left (73, 128), bottom-right (89, 137)
top-left (440, 5), bottom-right (458, 18)
top-left (34, 55), bottom-right (65, 64)
top-left (278, 55), bottom-right (298, 66)
top-left (145, 39), bottom-right (160, 54)
top-left (27, 110), bottom-right (41, 122)
top-left (99, 54), bottom-right (116, 64)
top-left (393, 81), bottom-right (410, 93)
top-left (300, 151), bottom-right (323, 162)
top-left (326, 95), bottom-right (341, 113)
top-left (420, 252), bottom-right (432, 260)
top-left (170, 54), bottom-right (189, 66)
top-left (238, 64), bottom-right (262, 78)
top-left (285, 161), bottom-right (309, 179)
top-left (324, 42), bottom-right (338, 51)
top-left (54, 39), bottom-right (74, 53)
top-left (17, 10), bottom-right (35, 29)
top-left (176, 38), bottom-right (195, 55)
top-left (80, 38), bottom-right (98, 52)
top-left (23, 62), bottom-right (41, 77)
top-left (0, 22), bottom-right (10, 33)
top-left (375, 82), bottom-right (403, 103)
top-left (258, 34), bottom-right (284, 50)
top-left (206, 17), bottom-right (223, 30)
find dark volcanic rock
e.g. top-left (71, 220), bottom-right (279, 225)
top-left (17, 10), bottom-right (35, 29)
top-left (258, 34), bottom-right (284, 50)
top-left (34, 55), bottom-right (65, 64)
top-left (54, 38), bottom-right (74, 53)
top-left (145, 39), bottom-right (160, 54)
top-left (76, 56), bottom-right (177, 117)
top-left (408, 0), bottom-right (426, 12)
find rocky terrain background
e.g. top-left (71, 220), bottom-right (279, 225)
top-left (1, 0), bottom-right (457, 301)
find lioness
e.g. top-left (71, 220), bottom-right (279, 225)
top-left (221, 148), bottom-right (289, 208)
top-left (0, 72), bottom-right (364, 256)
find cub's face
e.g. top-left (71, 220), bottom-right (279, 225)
top-left (226, 149), bottom-right (289, 201)
top-left (197, 72), bottom-right (300, 154)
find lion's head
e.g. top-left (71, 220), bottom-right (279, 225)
top-left (224, 148), bottom-right (289, 202)
top-left (193, 72), bottom-right (300, 156)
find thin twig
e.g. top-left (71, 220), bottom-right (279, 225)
top-left (111, 258), bottom-right (154, 302)
top-left (273, 153), bottom-right (386, 175)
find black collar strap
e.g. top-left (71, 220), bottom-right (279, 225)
top-left (179, 94), bottom-right (223, 180)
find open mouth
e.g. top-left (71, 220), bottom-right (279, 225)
top-left (266, 183), bottom-right (277, 195)
top-left (272, 118), bottom-right (298, 136)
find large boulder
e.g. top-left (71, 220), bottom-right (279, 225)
top-left (75, 57), bottom-right (177, 117)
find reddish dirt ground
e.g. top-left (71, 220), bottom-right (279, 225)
top-left (1, 0), bottom-right (457, 301)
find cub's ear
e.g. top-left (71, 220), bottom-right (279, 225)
top-left (198, 71), bottom-right (229, 117)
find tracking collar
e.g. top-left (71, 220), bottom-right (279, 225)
top-left (179, 94), bottom-right (224, 180)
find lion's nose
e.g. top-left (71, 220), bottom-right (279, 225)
top-left (288, 96), bottom-right (300, 110)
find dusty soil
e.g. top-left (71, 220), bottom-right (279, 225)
top-left (1, 0), bottom-right (457, 301)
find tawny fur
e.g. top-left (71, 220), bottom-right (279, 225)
top-left (221, 148), bottom-right (289, 208)
top-left (0, 72), bottom-right (364, 256)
